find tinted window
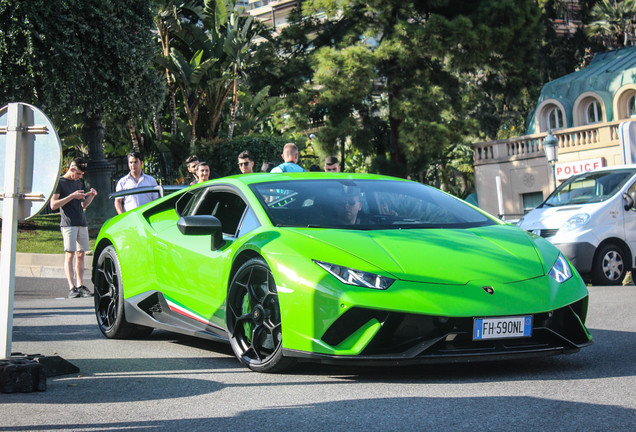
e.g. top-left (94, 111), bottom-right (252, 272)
top-left (250, 179), bottom-right (495, 230)
top-left (192, 190), bottom-right (247, 236)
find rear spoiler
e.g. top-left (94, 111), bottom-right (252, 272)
top-left (109, 185), bottom-right (186, 199)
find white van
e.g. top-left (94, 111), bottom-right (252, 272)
top-left (518, 165), bottom-right (636, 285)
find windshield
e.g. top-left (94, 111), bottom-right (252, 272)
top-left (543, 169), bottom-right (636, 207)
top-left (250, 179), bottom-right (496, 230)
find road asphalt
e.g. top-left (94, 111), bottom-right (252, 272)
top-left (3, 272), bottom-right (636, 430)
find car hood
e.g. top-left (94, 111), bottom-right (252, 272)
top-left (517, 203), bottom-right (603, 231)
top-left (295, 225), bottom-right (546, 285)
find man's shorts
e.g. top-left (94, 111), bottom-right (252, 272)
top-left (61, 226), bottom-right (89, 252)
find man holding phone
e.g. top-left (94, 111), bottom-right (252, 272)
top-left (50, 157), bottom-right (97, 298)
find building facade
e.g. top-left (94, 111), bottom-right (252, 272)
top-left (246, 0), bottom-right (297, 31)
top-left (472, 46), bottom-right (636, 220)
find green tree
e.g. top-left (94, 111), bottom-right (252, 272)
top-left (587, 0), bottom-right (636, 48)
top-left (284, 0), bottom-right (544, 181)
top-left (153, 0), bottom-right (204, 137)
top-left (157, 0), bottom-right (265, 145)
top-left (0, 0), bottom-right (165, 222)
top-left (224, 13), bottom-right (259, 139)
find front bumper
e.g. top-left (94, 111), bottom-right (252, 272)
top-left (283, 297), bottom-right (592, 365)
top-left (554, 242), bottom-right (596, 274)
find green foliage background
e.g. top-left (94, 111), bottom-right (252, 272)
top-left (0, 0), bottom-right (625, 202)
top-left (195, 135), bottom-right (292, 177)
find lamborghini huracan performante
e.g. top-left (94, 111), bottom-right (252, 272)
top-left (92, 173), bottom-right (592, 372)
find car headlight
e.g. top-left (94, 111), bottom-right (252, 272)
top-left (313, 260), bottom-right (395, 290)
top-left (561, 213), bottom-right (590, 232)
top-left (548, 254), bottom-right (572, 283)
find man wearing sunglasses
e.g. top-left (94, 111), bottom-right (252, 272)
top-left (336, 192), bottom-right (362, 225)
top-left (50, 157), bottom-right (98, 299)
top-left (237, 150), bottom-right (255, 174)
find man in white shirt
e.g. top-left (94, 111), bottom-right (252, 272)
top-left (114, 152), bottom-right (158, 214)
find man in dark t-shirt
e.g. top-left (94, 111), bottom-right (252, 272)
top-left (50, 158), bottom-right (97, 298)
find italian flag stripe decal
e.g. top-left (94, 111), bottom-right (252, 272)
top-left (165, 298), bottom-right (223, 330)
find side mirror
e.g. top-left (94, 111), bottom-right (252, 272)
top-left (177, 215), bottom-right (225, 250)
top-left (625, 192), bottom-right (636, 211)
top-left (623, 193), bottom-right (632, 211)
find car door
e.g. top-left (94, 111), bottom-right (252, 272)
top-left (624, 179), bottom-right (636, 268)
top-left (153, 185), bottom-right (250, 329)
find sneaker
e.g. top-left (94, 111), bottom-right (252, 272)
top-left (78, 285), bottom-right (93, 297)
top-left (68, 287), bottom-right (80, 299)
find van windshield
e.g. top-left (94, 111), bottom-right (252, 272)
top-left (543, 169), bottom-right (636, 207)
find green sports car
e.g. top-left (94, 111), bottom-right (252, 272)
top-left (92, 173), bottom-right (592, 372)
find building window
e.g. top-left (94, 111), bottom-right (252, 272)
top-left (522, 192), bottom-right (544, 213)
top-left (627, 95), bottom-right (636, 117)
top-left (547, 106), bottom-right (564, 130)
top-left (586, 100), bottom-right (601, 124)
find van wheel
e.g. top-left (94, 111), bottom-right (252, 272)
top-left (592, 243), bottom-right (628, 286)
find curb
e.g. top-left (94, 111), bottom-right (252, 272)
top-left (14, 252), bottom-right (93, 280)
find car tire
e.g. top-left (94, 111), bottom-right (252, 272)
top-left (226, 257), bottom-right (295, 373)
top-left (592, 243), bottom-right (628, 286)
top-left (94, 245), bottom-right (153, 339)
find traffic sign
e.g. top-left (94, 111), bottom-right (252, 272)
top-left (0, 103), bottom-right (62, 359)
top-left (0, 103), bottom-right (62, 220)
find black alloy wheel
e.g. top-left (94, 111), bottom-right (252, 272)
top-left (94, 245), bottom-right (152, 339)
top-left (226, 257), bottom-right (294, 372)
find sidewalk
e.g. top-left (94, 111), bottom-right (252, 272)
top-left (15, 252), bottom-right (93, 279)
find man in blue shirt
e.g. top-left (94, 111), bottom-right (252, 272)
top-left (271, 143), bottom-right (305, 173)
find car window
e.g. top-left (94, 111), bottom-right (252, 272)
top-left (236, 206), bottom-right (260, 237)
top-left (250, 179), bottom-right (495, 230)
top-left (175, 189), bottom-right (205, 216)
top-left (192, 189), bottom-right (247, 236)
top-left (544, 169), bottom-right (636, 207)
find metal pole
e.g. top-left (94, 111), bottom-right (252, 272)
top-left (0, 103), bottom-right (23, 358)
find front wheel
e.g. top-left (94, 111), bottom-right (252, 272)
top-left (94, 245), bottom-right (153, 339)
top-left (226, 258), bottom-right (295, 373)
top-left (592, 243), bottom-right (629, 286)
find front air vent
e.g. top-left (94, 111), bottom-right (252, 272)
top-left (539, 229), bottom-right (558, 238)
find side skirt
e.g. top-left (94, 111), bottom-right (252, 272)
top-left (123, 291), bottom-right (229, 344)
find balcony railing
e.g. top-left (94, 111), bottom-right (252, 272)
top-left (472, 120), bottom-right (623, 165)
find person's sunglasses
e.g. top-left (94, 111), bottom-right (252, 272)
top-left (238, 162), bottom-right (251, 166)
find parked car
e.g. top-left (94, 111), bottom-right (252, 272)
top-left (518, 165), bottom-right (636, 285)
top-left (93, 173), bottom-right (592, 372)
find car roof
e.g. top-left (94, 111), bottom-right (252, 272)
top-left (204, 172), bottom-right (408, 187)
top-left (581, 164), bottom-right (636, 174)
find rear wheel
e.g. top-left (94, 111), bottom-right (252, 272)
top-left (226, 258), bottom-right (295, 373)
top-left (592, 243), bottom-right (628, 286)
top-left (94, 246), bottom-right (153, 339)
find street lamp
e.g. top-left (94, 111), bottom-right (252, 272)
top-left (543, 129), bottom-right (559, 189)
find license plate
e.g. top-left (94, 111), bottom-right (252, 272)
top-left (473, 316), bottom-right (532, 340)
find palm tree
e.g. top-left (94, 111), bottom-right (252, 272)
top-left (587, 0), bottom-right (636, 48)
top-left (224, 13), bottom-right (258, 139)
top-left (166, 45), bottom-right (223, 149)
top-left (153, 0), bottom-right (204, 136)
